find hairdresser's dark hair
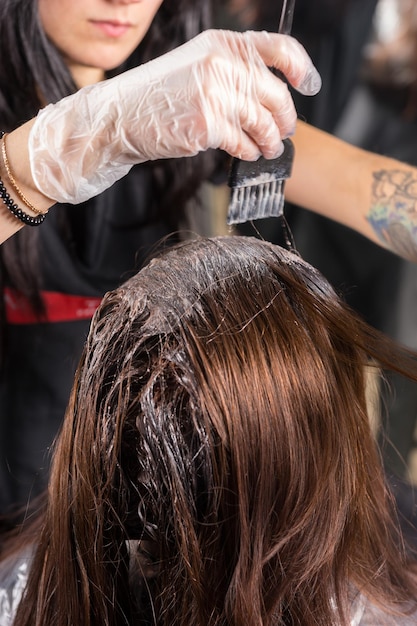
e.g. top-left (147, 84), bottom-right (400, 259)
top-left (12, 235), bottom-right (417, 625)
top-left (0, 0), bottom-right (215, 316)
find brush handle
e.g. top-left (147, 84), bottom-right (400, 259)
top-left (277, 0), bottom-right (295, 35)
top-left (272, 0), bottom-right (296, 81)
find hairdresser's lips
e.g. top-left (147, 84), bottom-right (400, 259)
top-left (90, 20), bottom-right (133, 38)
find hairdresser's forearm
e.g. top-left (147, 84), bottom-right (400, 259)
top-left (287, 120), bottom-right (417, 263)
top-left (0, 120), bottom-right (55, 244)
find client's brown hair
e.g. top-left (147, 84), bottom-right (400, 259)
top-left (13, 236), bottom-right (417, 625)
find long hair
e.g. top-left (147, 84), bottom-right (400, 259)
top-left (0, 0), bottom-right (215, 314)
top-left (12, 235), bottom-right (417, 625)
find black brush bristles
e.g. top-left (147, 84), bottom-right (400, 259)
top-left (227, 138), bottom-right (294, 225)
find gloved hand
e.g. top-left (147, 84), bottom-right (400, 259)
top-left (28, 29), bottom-right (321, 204)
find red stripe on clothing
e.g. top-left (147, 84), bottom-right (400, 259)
top-left (4, 287), bottom-right (102, 324)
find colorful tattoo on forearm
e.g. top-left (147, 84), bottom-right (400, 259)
top-left (367, 169), bottom-right (417, 262)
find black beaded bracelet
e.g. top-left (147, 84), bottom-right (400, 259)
top-left (0, 176), bottom-right (46, 226)
top-left (0, 131), bottom-right (46, 227)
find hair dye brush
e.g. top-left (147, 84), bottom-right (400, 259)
top-left (227, 0), bottom-right (295, 225)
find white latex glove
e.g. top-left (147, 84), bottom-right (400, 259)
top-left (28, 29), bottom-right (321, 204)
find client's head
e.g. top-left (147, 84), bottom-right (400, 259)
top-left (18, 236), bottom-right (417, 626)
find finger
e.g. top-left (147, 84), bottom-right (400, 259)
top-left (244, 31), bottom-right (322, 96)
top-left (203, 32), bottom-right (295, 154)
top-left (217, 122), bottom-right (264, 161)
top-left (239, 97), bottom-right (285, 158)
top-left (255, 67), bottom-right (298, 139)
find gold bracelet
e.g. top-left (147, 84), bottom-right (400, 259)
top-left (1, 133), bottom-right (47, 216)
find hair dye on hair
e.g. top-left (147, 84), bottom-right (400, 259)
top-left (9, 235), bottom-right (417, 626)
